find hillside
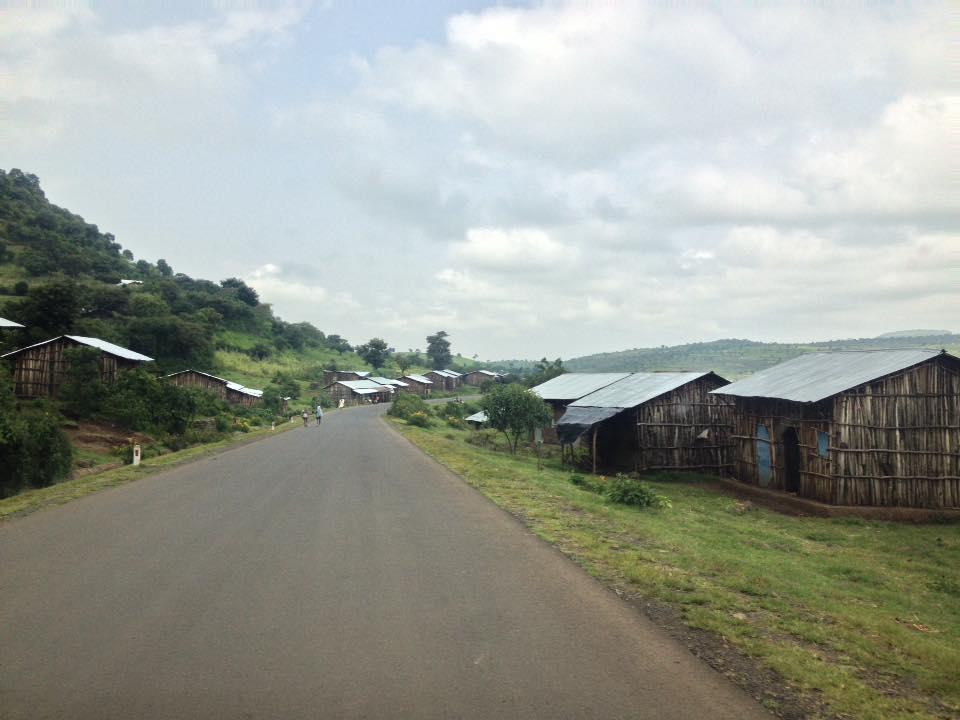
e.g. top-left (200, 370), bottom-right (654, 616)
top-left (0, 169), bottom-right (479, 395)
top-left (566, 335), bottom-right (960, 378)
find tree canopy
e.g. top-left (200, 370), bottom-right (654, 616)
top-left (426, 330), bottom-right (452, 369)
top-left (480, 384), bottom-right (552, 454)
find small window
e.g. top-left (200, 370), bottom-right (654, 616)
top-left (817, 431), bottom-right (830, 458)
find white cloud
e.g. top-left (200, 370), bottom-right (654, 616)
top-left (450, 227), bottom-right (579, 272)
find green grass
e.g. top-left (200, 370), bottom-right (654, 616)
top-left (390, 419), bottom-right (960, 720)
top-left (0, 420), bottom-right (301, 522)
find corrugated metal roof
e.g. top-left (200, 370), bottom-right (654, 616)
top-left (0, 317), bottom-right (24, 328)
top-left (710, 349), bottom-right (947, 403)
top-left (224, 381), bottom-right (263, 397)
top-left (430, 370), bottom-right (458, 378)
top-left (531, 373), bottom-right (631, 401)
top-left (570, 372), bottom-right (715, 409)
top-left (1, 335), bottom-right (153, 362)
top-left (337, 379), bottom-right (393, 391)
top-left (469, 369), bottom-right (501, 377)
top-left (556, 406), bottom-right (622, 443)
top-left (443, 369), bottom-right (462, 377)
top-left (164, 369), bottom-right (229, 384)
top-left (371, 376), bottom-right (408, 387)
top-left (66, 336), bottom-right (154, 362)
top-left (465, 410), bottom-right (488, 423)
top-left (404, 374), bottom-right (433, 384)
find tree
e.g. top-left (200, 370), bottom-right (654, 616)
top-left (396, 353), bottom-right (414, 375)
top-left (220, 277), bottom-right (259, 307)
top-left (426, 330), bottom-right (452, 370)
top-left (526, 357), bottom-right (566, 387)
top-left (156, 258), bottom-right (173, 277)
top-left (59, 347), bottom-right (108, 418)
top-left (356, 337), bottom-right (391, 369)
top-left (480, 384), bottom-right (552, 454)
top-left (326, 334), bottom-right (352, 354)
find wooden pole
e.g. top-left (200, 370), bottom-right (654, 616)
top-left (592, 427), bottom-right (598, 475)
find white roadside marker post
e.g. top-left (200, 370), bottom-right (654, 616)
top-left (132, 444), bottom-right (141, 467)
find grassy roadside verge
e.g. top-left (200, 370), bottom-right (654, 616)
top-left (0, 418), bottom-right (304, 522)
top-left (389, 418), bottom-right (960, 720)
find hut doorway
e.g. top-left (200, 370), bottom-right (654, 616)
top-left (756, 424), bottom-right (773, 487)
top-left (782, 427), bottom-right (801, 494)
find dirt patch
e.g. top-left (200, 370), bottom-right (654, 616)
top-left (712, 480), bottom-right (960, 524)
top-left (66, 422), bottom-right (151, 453)
top-left (621, 593), bottom-right (835, 720)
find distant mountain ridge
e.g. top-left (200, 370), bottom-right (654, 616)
top-left (564, 335), bottom-right (960, 379)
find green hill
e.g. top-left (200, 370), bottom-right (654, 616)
top-left (565, 335), bottom-right (960, 378)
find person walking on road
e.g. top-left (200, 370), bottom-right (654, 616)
top-left (301, 410), bottom-right (309, 427)
top-left (315, 404), bottom-right (323, 425)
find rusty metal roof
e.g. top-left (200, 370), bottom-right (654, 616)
top-left (570, 371), bottom-right (718, 409)
top-left (710, 349), bottom-right (948, 403)
top-left (531, 373), bottom-right (631, 401)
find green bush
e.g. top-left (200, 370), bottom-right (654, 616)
top-left (0, 388), bottom-right (73, 497)
top-left (605, 474), bottom-right (671, 509)
top-left (406, 411), bottom-right (433, 428)
top-left (215, 415), bottom-right (231, 432)
top-left (445, 416), bottom-right (467, 429)
top-left (388, 392), bottom-right (429, 420)
top-left (465, 428), bottom-right (499, 449)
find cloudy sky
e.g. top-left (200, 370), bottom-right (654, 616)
top-left (2, 1), bottom-right (957, 359)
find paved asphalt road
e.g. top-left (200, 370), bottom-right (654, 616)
top-left (1, 404), bottom-right (770, 720)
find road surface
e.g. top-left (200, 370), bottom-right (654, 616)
top-left (0, 404), bottom-right (770, 719)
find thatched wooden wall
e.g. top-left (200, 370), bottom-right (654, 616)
top-left (9, 338), bottom-right (142, 398)
top-left (635, 374), bottom-right (735, 473)
top-left (165, 371), bottom-right (229, 401)
top-left (830, 356), bottom-right (960, 507)
top-left (730, 397), bottom-right (831, 496)
top-left (398, 378), bottom-right (432, 397)
top-left (729, 355), bottom-right (960, 508)
top-left (326, 382), bottom-right (391, 407)
top-left (588, 375), bottom-right (734, 474)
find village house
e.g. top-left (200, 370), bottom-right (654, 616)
top-left (163, 370), bottom-right (264, 406)
top-left (531, 373), bottom-right (631, 443)
top-left (424, 369), bottom-right (459, 391)
top-left (322, 369), bottom-right (372, 386)
top-left (399, 374), bottom-right (434, 397)
top-left (712, 349), bottom-right (960, 508)
top-left (1, 335), bottom-right (154, 398)
top-left (462, 369), bottom-right (503, 386)
top-left (556, 372), bottom-right (733, 475)
top-left (325, 379), bottom-right (393, 406)
top-left (371, 377), bottom-right (408, 390)
top-left (0, 317), bottom-right (24, 328)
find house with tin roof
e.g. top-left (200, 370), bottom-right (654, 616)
top-left (712, 349), bottom-right (960, 508)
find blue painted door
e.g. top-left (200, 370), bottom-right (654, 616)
top-left (756, 424), bottom-right (773, 487)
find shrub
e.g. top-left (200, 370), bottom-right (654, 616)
top-left (215, 415), bottom-right (231, 432)
top-left (465, 428), bottom-right (499, 449)
top-left (14, 280), bottom-right (29, 296)
top-left (389, 393), bottom-right (428, 420)
top-left (445, 416), bottom-right (467, 430)
top-left (407, 411), bottom-right (433, 428)
top-left (18, 407), bottom-right (73, 489)
top-left (59, 347), bottom-right (108, 418)
top-left (605, 474), bottom-right (671, 509)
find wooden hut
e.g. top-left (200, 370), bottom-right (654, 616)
top-left (462, 369), bottom-right (503, 386)
top-left (2, 335), bottom-right (153, 398)
top-left (531, 373), bottom-right (631, 443)
top-left (322, 370), bottom-right (371, 386)
top-left (399, 374), bottom-right (434, 397)
top-left (443, 369), bottom-right (463, 388)
top-left (164, 370), bottom-right (231, 400)
top-left (712, 349), bottom-right (960, 508)
top-left (163, 370), bottom-right (263, 406)
top-left (325, 379), bottom-right (393, 406)
top-left (556, 372), bottom-right (733, 475)
top-left (371, 377), bottom-right (408, 391)
top-left (425, 369), bottom-right (459, 391)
